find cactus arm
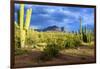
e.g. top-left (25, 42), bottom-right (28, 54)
top-left (25, 8), bottom-right (32, 30)
top-left (20, 4), bottom-right (24, 30)
top-left (79, 17), bottom-right (82, 40)
top-left (80, 17), bottom-right (82, 34)
top-left (20, 4), bottom-right (25, 48)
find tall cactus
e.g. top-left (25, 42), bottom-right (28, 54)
top-left (15, 4), bottom-right (32, 48)
top-left (82, 25), bottom-right (87, 42)
top-left (79, 16), bottom-right (82, 40)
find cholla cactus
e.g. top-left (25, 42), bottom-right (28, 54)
top-left (15, 4), bottom-right (32, 48)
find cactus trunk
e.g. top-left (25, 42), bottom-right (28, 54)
top-left (20, 4), bottom-right (24, 48)
top-left (79, 17), bottom-right (82, 40)
top-left (15, 4), bottom-right (32, 48)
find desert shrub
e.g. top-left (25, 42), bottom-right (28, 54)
top-left (55, 37), bottom-right (66, 49)
top-left (15, 36), bottom-right (20, 48)
top-left (15, 30), bottom-right (82, 49)
top-left (15, 48), bottom-right (30, 55)
top-left (15, 27), bottom-right (20, 48)
top-left (65, 39), bottom-right (75, 48)
top-left (65, 35), bottom-right (81, 48)
top-left (43, 43), bottom-right (60, 59)
top-left (25, 31), bottom-right (39, 48)
top-left (25, 37), bottom-right (37, 48)
top-left (73, 35), bottom-right (81, 47)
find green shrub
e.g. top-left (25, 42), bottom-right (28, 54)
top-left (15, 48), bottom-right (29, 55)
top-left (43, 43), bottom-right (60, 59)
top-left (15, 28), bottom-right (20, 48)
top-left (65, 39), bottom-right (75, 48)
top-left (25, 37), bottom-right (38, 48)
top-left (65, 35), bottom-right (81, 48)
top-left (25, 31), bottom-right (39, 48)
top-left (15, 37), bottom-right (20, 48)
top-left (73, 36), bottom-right (81, 47)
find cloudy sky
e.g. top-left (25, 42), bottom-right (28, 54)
top-left (14, 3), bottom-right (94, 32)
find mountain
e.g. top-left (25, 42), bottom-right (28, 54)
top-left (35, 25), bottom-right (65, 32)
top-left (42, 25), bottom-right (61, 32)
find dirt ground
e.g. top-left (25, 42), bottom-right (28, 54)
top-left (14, 47), bottom-right (96, 68)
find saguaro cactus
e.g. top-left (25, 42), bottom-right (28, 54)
top-left (15, 4), bottom-right (32, 48)
top-left (79, 16), bottom-right (82, 40)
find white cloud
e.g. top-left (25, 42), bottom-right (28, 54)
top-left (39, 14), bottom-right (51, 17)
top-left (30, 25), bottom-right (39, 29)
top-left (45, 6), bottom-right (81, 20)
top-left (45, 7), bottom-right (62, 13)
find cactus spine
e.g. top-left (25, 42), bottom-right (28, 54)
top-left (15, 4), bottom-right (32, 48)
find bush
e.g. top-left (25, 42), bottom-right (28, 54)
top-left (25, 31), bottom-right (39, 48)
top-left (43, 43), bottom-right (60, 59)
top-left (73, 36), bottom-right (81, 47)
top-left (65, 39), bottom-right (75, 48)
top-left (25, 37), bottom-right (38, 48)
top-left (65, 35), bottom-right (81, 48)
top-left (15, 37), bottom-right (20, 48)
top-left (15, 28), bottom-right (20, 48)
top-left (15, 48), bottom-right (29, 55)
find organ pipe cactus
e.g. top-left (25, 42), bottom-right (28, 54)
top-left (15, 4), bottom-right (32, 48)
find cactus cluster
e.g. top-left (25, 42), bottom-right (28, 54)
top-left (15, 4), bottom-right (32, 48)
top-left (79, 17), bottom-right (92, 43)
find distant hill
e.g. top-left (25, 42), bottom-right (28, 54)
top-left (42, 25), bottom-right (61, 32)
top-left (35, 25), bottom-right (65, 32)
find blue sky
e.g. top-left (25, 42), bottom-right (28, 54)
top-left (14, 3), bottom-right (94, 32)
